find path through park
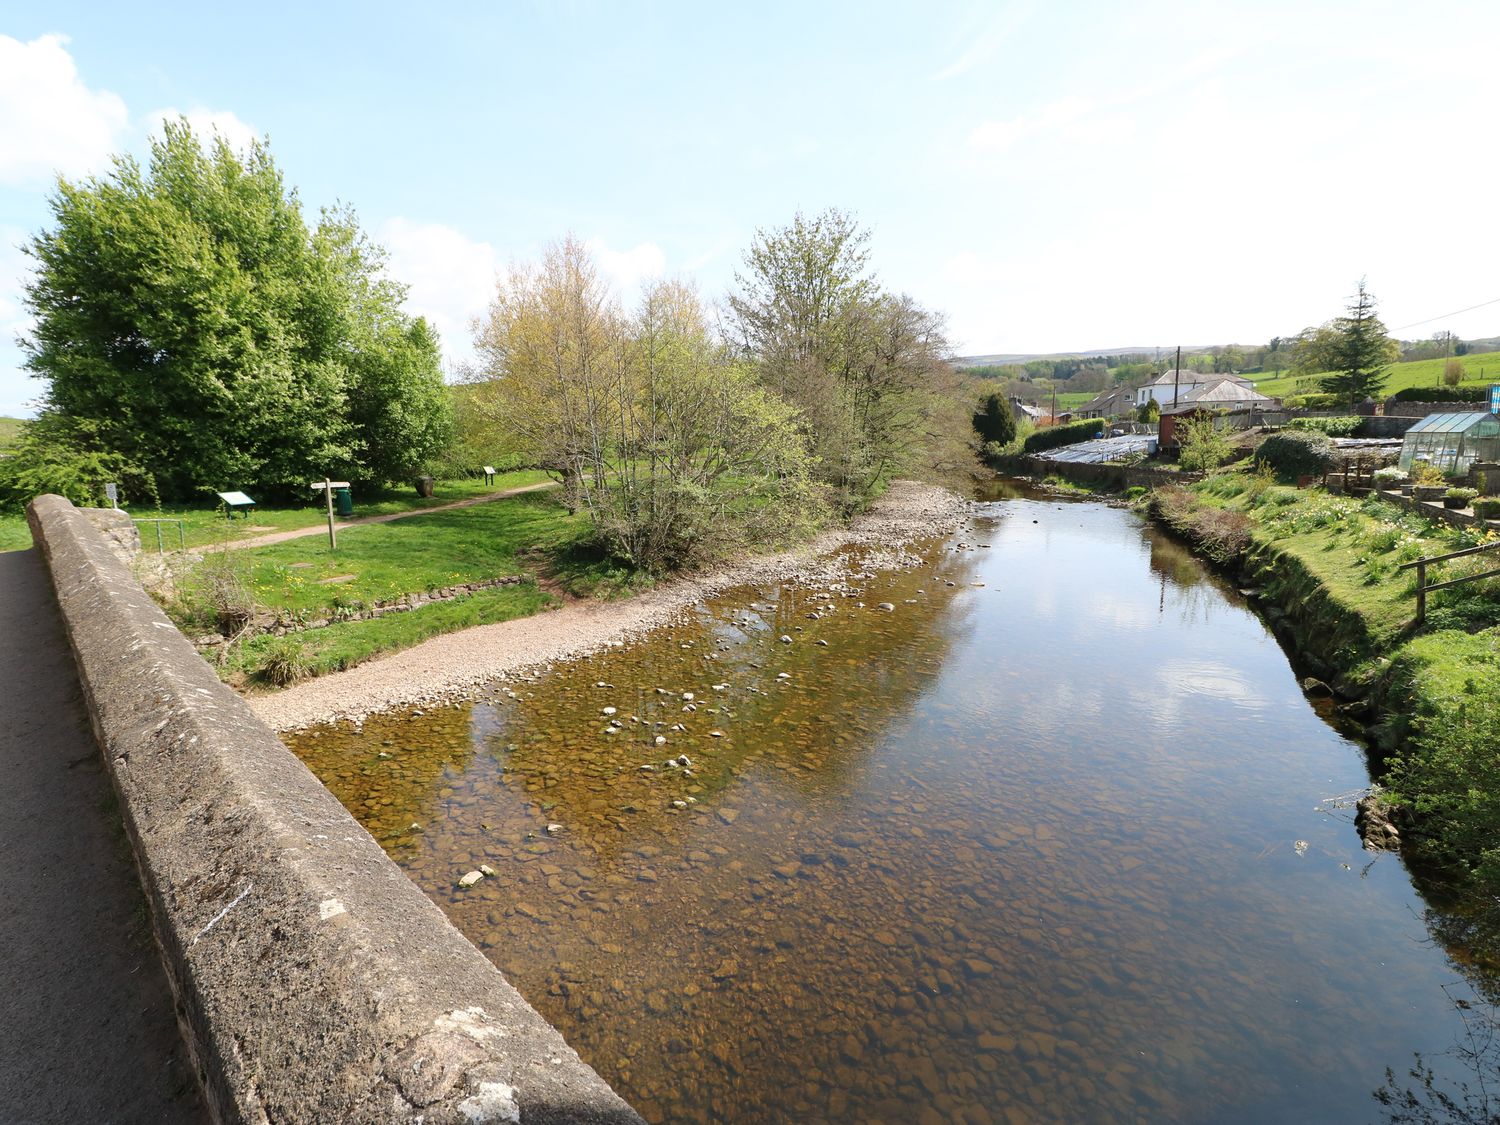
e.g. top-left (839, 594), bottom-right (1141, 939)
top-left (225, 478), bottom-right (559, 550)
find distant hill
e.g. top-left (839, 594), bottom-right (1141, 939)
top-left (0, 416), bottom-right (23, 453)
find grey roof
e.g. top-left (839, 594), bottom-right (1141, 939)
top-left (1180, 379), bottom-right (1275, 405)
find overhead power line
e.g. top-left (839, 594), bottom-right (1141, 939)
top-left (1394, 296), bottom-right (1500, 331)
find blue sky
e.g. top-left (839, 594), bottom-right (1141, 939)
top-left (3, 0), bottom-right (1498, 416)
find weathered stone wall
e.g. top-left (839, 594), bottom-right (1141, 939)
top-left (26, 494), bottom-right (642, 1125)
top-left (1025, 456), bottom-right (1204, 491)
top-left (81, 506), bottom-right (141, 563)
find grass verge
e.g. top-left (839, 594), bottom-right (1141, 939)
top-left (225, 583), bottom-right (557, 687)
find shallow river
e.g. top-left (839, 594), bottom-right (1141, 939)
top-left (288, 483), bottom-right (1498, 1124)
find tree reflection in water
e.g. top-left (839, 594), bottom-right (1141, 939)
top-left (1376, 985), bottom-right (1500, 1125)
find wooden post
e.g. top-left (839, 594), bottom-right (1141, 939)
top-left (1416, 558), bottom-right (1427, 625)
top-left (324, 477), bottom-right (337, 551)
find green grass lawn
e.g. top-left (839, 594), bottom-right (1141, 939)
top-left (1251, 352), bottom-right (1500, 400)
top-left (171, 485), bottom-right (648, 686)
top-left (236, 489), bottom-right (587, 616)
top-left (0, 469), bottom-right (552, 554)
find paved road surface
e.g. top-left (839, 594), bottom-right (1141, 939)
top-left (225, 478), bottom-right (559, 550)
top-left (0, 548), bottom-right (206, 1124)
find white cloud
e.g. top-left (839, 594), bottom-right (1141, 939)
top-left (0, 228), bottom-right (40, 417)
top-left (377, 217), bottom-right (498, 373)
top-left (966, 96), bottom-right (1096, 151)
top-left (0, 34), bottom-right (130, 186)
top-left (148, 106), bottom-right (261, 152)
top-left (586, 238), bottom-right (666, 300)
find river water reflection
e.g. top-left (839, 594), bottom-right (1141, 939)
top-left (288, 484), bottom-right (1496, 1123)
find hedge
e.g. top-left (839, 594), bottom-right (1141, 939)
top-left (1389, 384), bottom-right (1491, 403)
top-left (1023, 418), bottom-right (1107, 454)
top-left (1286, 416), bottom-right (1362, 437)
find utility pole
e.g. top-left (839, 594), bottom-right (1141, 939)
top-left (1173, 345), bottom-right (1181, 408)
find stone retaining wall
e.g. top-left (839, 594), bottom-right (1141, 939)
top-left (26, 494), bottom-right (642, 1125)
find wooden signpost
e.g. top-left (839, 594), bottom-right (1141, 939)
top-left (311, 479), bottom-right (350, 550)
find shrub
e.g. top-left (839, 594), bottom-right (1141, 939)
top-left (1022, 418), bottom-right (1106, 455)
top-left (1148, 485), bottom-right (1252, 564)
top-left (1443, 358), bottom-right (1465, 386)
top-left (1473, 498), bottom-right (1500, 520)
top-left (1372, 466), bottom-right (1408, 487)
top-left (1411, 461), bottom-right (1445, 486)
top-left (1446, 487), bottom-right (1479, 505)
top-left (257, 636), bottom-right (311, 686)
top-left (1287, 416), bottom-right (1362, 437)
top-left (1253, 431), bottom-right (1335, 480)
top-left (190, 552), bottom-right (258, 636)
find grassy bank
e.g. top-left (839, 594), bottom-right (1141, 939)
top-left (1148, 470), bottom-right (1500, 911)
top-left (159, 487), bottom-right (646, 687)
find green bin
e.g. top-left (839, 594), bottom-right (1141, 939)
top-left (335, 486), bottom-right (354, 517)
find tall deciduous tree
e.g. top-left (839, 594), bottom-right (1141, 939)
top-left (21, 119), bottom-right (450, 499)
top-left (473, 241), bottom-right (817, 570)
top-left (726, 209), bottom-right (956, 509)
top-left (1320, 280), bottom-right (1398, 404)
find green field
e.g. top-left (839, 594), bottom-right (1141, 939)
top-left (1251, 352), bottom-right (1500, 400)
top-left (0, 416), bottom-right (23, 453)
top-left (0, 469), bottom-right (551, 554)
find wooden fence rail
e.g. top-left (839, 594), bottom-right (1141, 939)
top-left (1398, 539), bottom-right (1500, 624)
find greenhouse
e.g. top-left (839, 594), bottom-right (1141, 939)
top-left (1398, 411), bottom-right (1500, 476)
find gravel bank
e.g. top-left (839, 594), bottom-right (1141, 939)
top-left (249, 480), bottom-right (968, 732)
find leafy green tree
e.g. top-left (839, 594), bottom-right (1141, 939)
top-left (0, 414), bottom-right (158, 511)
top-left (1319, 281), bottom-right (1399, 404)
top-left (1291, 323), bottom-right (1344, 376)
top-left (972, 392), bottom-right (1016, 446)
top-left (473, 242), bottom-right (818, 570)
top-left (21, 119), bottom-right (449, 500)
top-left (1176, 412), bottom-right (1232, 473)
top-left (726, 209), bottom-right (957, 509)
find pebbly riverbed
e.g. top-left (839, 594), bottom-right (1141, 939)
top-left (284, 480), bottom-right (1500, 1124)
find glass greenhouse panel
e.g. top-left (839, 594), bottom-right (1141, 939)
top-left (1398, 411), bottom-right (1500, 475)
